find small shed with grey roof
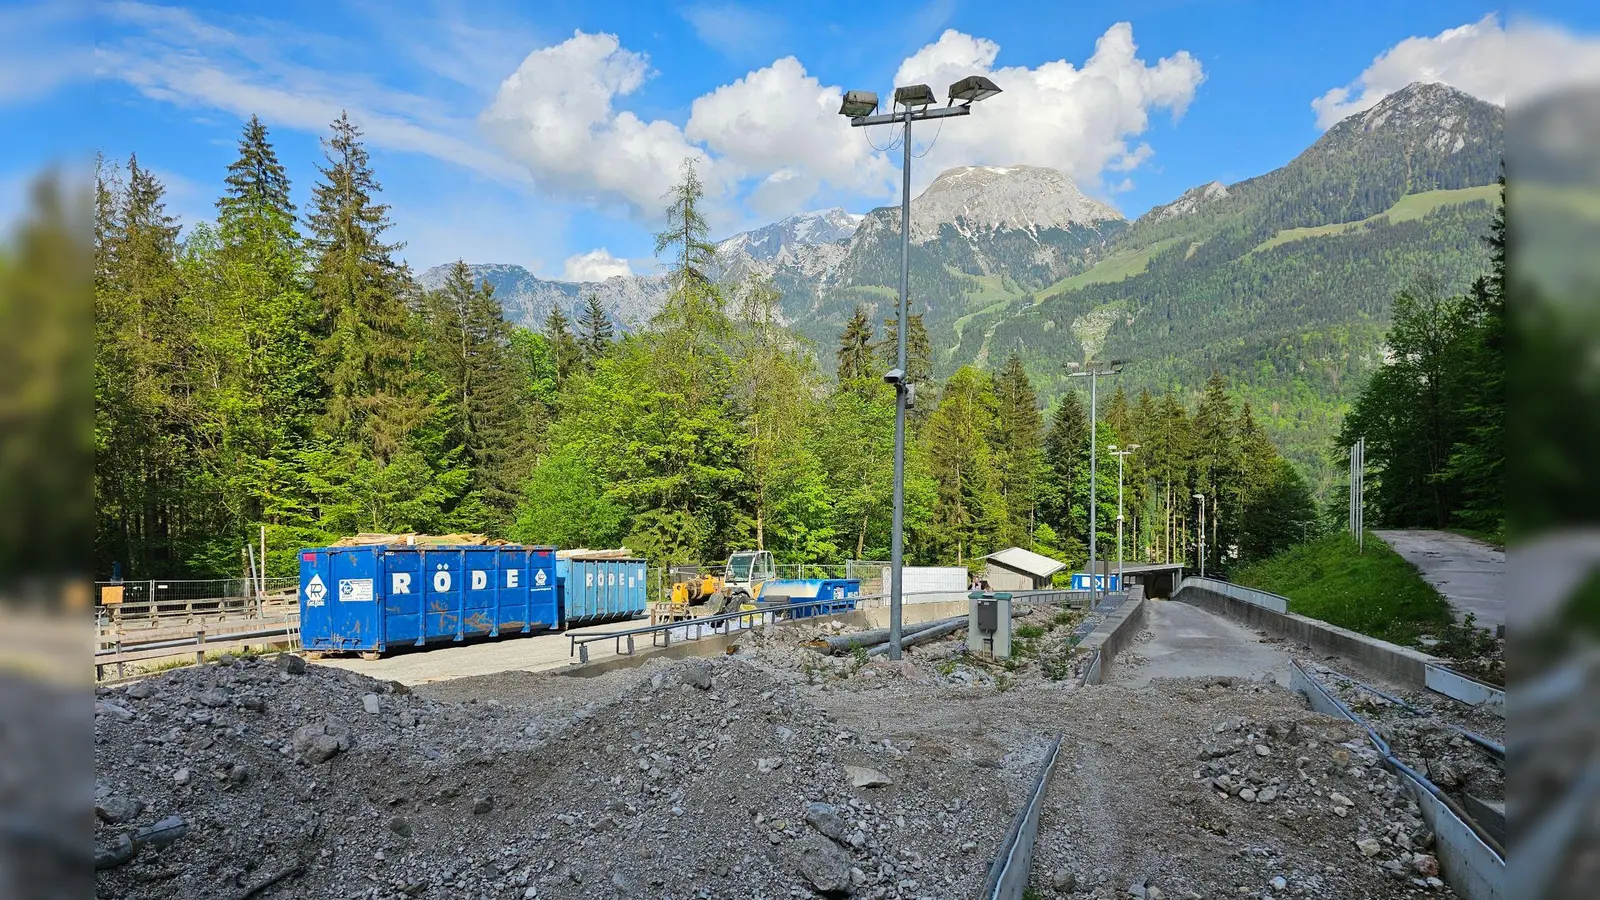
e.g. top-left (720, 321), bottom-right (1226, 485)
top-left (980, 547), bottom-right (1068, 591)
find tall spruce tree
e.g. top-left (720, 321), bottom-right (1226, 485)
top-left (1039, 390), bottom-right (1088, 553)
top-left (424, 261), bottom-right (530, 525)
top-left (878, 313), bottom-right (932, 389)
top-left (836, 305), bottom-right (875, 382)
top-left (171, 118), bottom-right (323, 572)
top-left (543, 306), bottom-right (581, 384)
top-left (576, 293), bottom-right (615, 363)
top-left (924, 367), bottom-right (1006, 564)
top-left (1191, 372), bottom-right (1238, 571)
top-left (305, 112), bottom-right (418, 459)
top-left (95, 156), bottom-right (190, 575)
top-left (989, 353), bottom-right (1042, 547)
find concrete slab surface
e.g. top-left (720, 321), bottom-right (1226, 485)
top-left (1374, 529), bottom-right (1504, 630)
top-left (1114, 598), bottom-right (1289, 687)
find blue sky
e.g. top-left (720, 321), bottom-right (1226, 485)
top-left (6, 1), bottom-right (1598, 279)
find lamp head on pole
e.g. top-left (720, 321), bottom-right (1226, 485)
top-left (893, 84), bottom-right (935, 108)
top-left (947, 75), bottom-right (1002, 106)
top-left (838, 90), bottom-right (879, 118)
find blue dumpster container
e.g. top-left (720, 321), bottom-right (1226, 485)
top-left (299, 544), bottom-right (558, 654)
top-left (757, 578), bottom-right (861, 618)
top-left (556, 555), bottom-right (648, 626)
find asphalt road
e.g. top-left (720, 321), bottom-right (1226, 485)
top-left (1373, 529), bottom-right (1505, 630)
top-left (1114, 599), bottom-right (1289, 687)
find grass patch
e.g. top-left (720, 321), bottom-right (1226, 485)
top-left (1036, 240), bottom-right (1180, 300)
top-left (1250, 185), bottom-right (1499, 255)
top-left (1232, 531), bottom-right (1455, 647)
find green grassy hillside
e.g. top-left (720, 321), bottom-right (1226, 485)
top-left (1232, 531), bottom-right (1454, 647)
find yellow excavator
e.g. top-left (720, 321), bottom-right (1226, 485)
top-left (651, 550), bottom-right (775, 624)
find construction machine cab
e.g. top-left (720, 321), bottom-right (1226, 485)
top-left (724, 550), bottom-right (775, 604)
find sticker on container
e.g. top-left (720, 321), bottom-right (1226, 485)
top-left (534, 569), bottom-right (548, 587)
top-left (304, 574), bottom-right (327, 606)
top-left (339, 578), bottom-right (374, 602)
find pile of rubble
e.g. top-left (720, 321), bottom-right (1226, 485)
top-left (94, 652), bottom-right (1027, 900)
top-left (1305, 664), bottom-right (1504, 807)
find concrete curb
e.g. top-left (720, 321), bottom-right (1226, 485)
top-left (1076, 597), bottom-right (1147, 686)
top-left (1175, 585), bottom-right (1436, 688)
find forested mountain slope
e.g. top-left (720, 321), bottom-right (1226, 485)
top-left (965, 83), bottom-right (1504, 491)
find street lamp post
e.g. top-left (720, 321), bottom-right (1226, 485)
top-left (839, 76), bottom-right (1001, 659)
top-left (1066, 360), bottom-right (1125, 608)
top-left (1194, 492), bottom-right (1206, 578)
top-left (1109, 444), bottom-right (1139, 595)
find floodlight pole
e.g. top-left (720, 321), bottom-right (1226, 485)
top-left (1066, 361), bottom-right (1122, 608)
top-left (1109, 445), bottom-right (1137, 596)
top-left (849, 101), bottom-right (971, 660)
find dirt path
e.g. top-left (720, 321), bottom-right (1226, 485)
top-left (1373, 530), bottom-right (1504, 630)
top-left (1114, 598), bottom-right (1291, 687)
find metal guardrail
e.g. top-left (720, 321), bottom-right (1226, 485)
top-left (1177, 576), bottom-right (1289, 613)
top-left (568, 595), bottom-right (876, 662)
top-left (1291, 659), bottom-right (1504, 900)
top-left (567, 588), bottom-right (1084, 663)
top-left (981, 733), bottom-right (1064, 900)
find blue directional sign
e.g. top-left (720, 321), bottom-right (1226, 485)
top-left (1070, 573), bottom-right (1121, 592)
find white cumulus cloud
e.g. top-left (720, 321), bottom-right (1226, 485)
top-left (687, 56), bottom-right (894, 208)
top-left (888, 24), bottom-right (1204, 194)
top-left (562, 248), bottom-right (633, 282)
top-left (481, 31), bottom-right (721, 215)
top-left (1311, 15), bottom-right (1600, 129)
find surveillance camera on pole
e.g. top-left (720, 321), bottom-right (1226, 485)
top-left (838, 73), bottom-right (1002, 659)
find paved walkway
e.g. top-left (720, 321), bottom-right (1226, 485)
top-left (1373, 529), bottom-right (1505, 630)
top-left (1114, 599), bottom-right (1290, 687)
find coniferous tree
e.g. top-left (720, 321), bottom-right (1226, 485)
top-left (543, 306), bottom-right (581, 384)
top-left (989, 353), bottom-right (1042, 547)
top-left (1191, 372), bottom-right (1238, 571)
top-left (305, 112), bottom-right (418, 458)
top-left (424, 261), bottom-right (530, 525)
top-left (878, 313), bottom-right (932, 389)
top-left (1038, 390), bottom-right (1088, 554)
top-left (95, 155), bottom-right (190, 574)
top-left (836, 305), bottom-right (875, 382)
top-left (924, 367), bottom-right (1006, 564)
top-left (576, 293), bottom-right (615, 363)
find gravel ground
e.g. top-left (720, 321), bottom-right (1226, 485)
top-left (95, 605), bottom-right (1466, 900)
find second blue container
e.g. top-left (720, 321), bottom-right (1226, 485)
top-left (556, 555), bottom-right (648, 626)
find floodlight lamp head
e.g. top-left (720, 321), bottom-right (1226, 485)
top-left (1129, 443), bottom-right (1141, 451)
top-left (947, 75), bottom-right (1002, 106)
top-left (894, 84), bottom-right (935, 108)
top-left (1108, 444), bottom-right (1117, 451)
top-left (1194, 493), bottom-right (1204, 500)
top-left (884, 367), bottom-right (905, 386)
top-left (839, 90), bottom-right (879, 118)
top-left (1109, 359), bottom-right (1127, 373)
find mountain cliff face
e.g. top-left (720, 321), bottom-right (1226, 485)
top-left (717, 208), bottom-right (863, 261)
top-left (416, 263), bottom-right (668, 331)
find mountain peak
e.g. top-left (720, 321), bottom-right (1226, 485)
top-left (1146, 180), bottom-right (1230, 223)
top-left (909, 164), bottom-right (1123, 242)
top-left (719, 207), bottom-right (863, 262)
top-left (1320, 81), bottom-right (1503, 157)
